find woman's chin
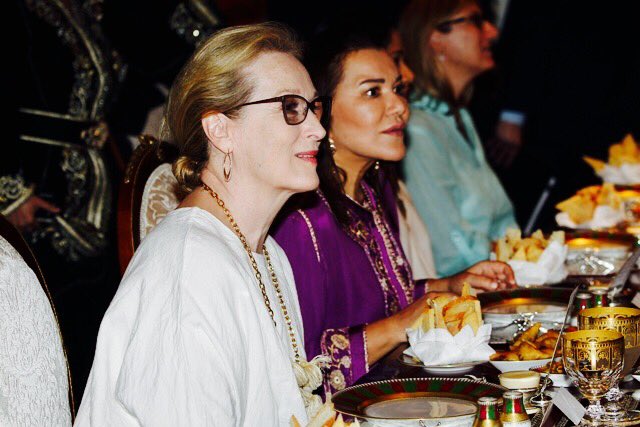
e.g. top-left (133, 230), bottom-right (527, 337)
top-left (286, 174), bottom-right (320, 195)
top-left (375, 147), bottom-right (406, 163)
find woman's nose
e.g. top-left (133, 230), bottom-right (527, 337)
top-left (389, 92), bottom-right (408, 117)
top-left (304, 109), bottom-right (327, 141)
top-left (483, 20), bottom-right (498, 41)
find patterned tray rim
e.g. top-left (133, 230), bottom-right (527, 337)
top-left (332, 377), bottom-right (509, 420)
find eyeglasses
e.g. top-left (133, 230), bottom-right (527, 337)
top-left (435, 12), bottom-right (485, 33)
top-left (225, 94), bottom-right (331, 126)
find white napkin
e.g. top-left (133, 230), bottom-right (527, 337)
top-left (555, 205), bottom-right (624, 229)
top-left (506, 241), bottom-right (568, 286)
top-left (404, 324), bottom-right (494, 366)
top-left (598, 164), bottom-right (640, 185)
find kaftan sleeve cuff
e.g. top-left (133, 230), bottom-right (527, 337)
top-left (0, 174), bottom-right (33, 215)
top-left (414, 279), bottom-right (428, 299)
top-left (320, 325), bottom-right (369, 394)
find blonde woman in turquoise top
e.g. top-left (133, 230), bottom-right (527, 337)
top-left (399, 0), bottom-right (517, 277)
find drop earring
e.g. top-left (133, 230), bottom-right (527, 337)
top-left (374, 160), bottom-right (380, 171)
top-left (223, 150), bottom-right (232, 182)
top-left (328, 137), bottom-right (337, 155)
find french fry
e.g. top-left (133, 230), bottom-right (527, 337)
top-left (585, 134), bottom-right (640, 170)
top-left (584, 156), bottom-right (606, 172)
top-left (556, 195), bottom-right (596, 224)
top-left (413, 291), bottom-right (483, 336)
top-left (333, 415), bottom-right (346, 427)
top-left (494, 228), bottom-right (565, 263)
top-left (493, 323), bottom-right (559, 361)
top-left (307, 401), bottom-right (337, 427)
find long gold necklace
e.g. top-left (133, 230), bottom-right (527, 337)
top-left (201, 183), bottom-right (301, 362)
top-left (202, 183), bottom-right (327, 417)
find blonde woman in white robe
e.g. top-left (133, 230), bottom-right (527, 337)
top-left (76, 23), bottom-right (329, 426)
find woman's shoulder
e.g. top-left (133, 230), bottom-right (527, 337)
top-left (127, 207), bottom-right (239, 279)
top-left (142, 207), bottom-right (232, 247)
top-left (407, 106), bottom-right (450, 133)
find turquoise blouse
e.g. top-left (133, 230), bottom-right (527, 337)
top-left (402, 93), bottom-right (517, 277)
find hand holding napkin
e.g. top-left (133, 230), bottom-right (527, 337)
top-left (405, 324), bottom-right (494, 366)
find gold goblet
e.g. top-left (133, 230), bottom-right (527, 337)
top-left (579, 307), bottom-right (640, 423)
top-left (563, 330), bottom-right (624, 425)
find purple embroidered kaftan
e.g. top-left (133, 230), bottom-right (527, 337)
top-left (272, 179), bottom-right (426, 393)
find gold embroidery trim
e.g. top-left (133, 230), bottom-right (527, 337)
top-left (297, 209), bottom-right (321, 263)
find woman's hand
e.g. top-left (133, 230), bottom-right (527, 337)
top-left (365, 294), bottom-right (432, 364)
top-left (365, 262), bottom-right (515, 365)
top-left (428, 261), bottom-right (516, 294)
top-left (7, 195), bottom-right (59, 230)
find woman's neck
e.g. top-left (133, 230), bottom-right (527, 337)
top-left (445, 68), bottom-right (473, 101)
top-left (180, 171), bottom-right (291, 252)
top-left (334, 150), bottom-right (373, 203)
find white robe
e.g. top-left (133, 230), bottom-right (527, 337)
top-left (0, 236), bottom-right (71, 426)
top-left (75, 207), bottom-right (308, 426)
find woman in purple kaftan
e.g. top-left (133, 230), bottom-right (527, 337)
top-left (272, 21), bottom-right (515, 394)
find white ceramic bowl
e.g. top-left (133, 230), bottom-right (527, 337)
top-left (490, 358), bottom-right (552, 373)
top-left (542, 372), bottom-right (573, 387)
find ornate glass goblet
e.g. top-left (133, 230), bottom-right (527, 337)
top-left (563, 330), bottom-right (624, 425)
top-left (579, 307), bottom-right (640, 424)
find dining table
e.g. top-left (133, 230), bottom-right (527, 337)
top-left (354, 343), bottom-right (640, 426)
top-left (353, 275), bottom-right (640, 427)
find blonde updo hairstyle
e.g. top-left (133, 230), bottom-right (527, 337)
top-left (163, 23), bottom-right (302, 196)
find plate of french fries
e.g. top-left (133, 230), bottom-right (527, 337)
top-left (493, 228), bottom-right (568, 286)
top-left (584, 134), bottom-right (640, 185)
top-left (291, 401), bottom-right (361, 427)
top-left (555, 183), bottom-right (625, 229)
top-left (489, 323), bottom-right (558, 372)
top-left (404, 285), bottom-right (494, 371)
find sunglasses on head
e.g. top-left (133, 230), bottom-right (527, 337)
top-left (435, 12), bottom-right (484, 33)
top-left (225, 94), bottom-right (331, 126)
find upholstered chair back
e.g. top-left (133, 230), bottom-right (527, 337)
top-left (118, 135), bottom-right (179, 275)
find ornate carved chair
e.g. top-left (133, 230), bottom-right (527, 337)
top-left (0, 214), bottom-right (75, 424)
top-left (118, 135), bottom-right (180, 275)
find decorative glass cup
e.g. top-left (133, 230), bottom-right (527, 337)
top-left (579, 307), bottom-right (640, 423)
top-left (562, 330), bottom-right (624, 424)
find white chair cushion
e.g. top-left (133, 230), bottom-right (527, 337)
top-left (0, 236), bottom-right (71, 426)
top-left (139, 163), bottom-right (180, 241)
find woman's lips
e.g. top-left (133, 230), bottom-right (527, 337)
top-left (382, 124), bottom-right (406, 136)
top-left (295, 150), bottom-right (318, 164)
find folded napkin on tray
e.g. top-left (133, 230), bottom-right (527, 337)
top-left (405, 324), bottom-right (494, 366)
top-left (555, 205), bottom-right (624, 229)
top-left (507, 240), bottom-right (568, 286)
top-left (598, 164), bottom-right (640, 185)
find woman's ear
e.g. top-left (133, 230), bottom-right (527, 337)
top-left (428, 31), bottom-right (445, 56)
top-left (202, 112), bottom-right (233, 154)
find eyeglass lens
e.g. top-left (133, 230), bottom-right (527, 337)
top-left (438, 13), bottom-right (484, 33)
top-left (283, 96), bottom-right (326, 125)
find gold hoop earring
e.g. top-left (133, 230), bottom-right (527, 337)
top-left (328, 137), bottom-right (336, 155)
top-left (223, 150), bottom-right (232, 182)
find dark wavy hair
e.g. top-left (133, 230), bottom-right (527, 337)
top-left (300, 7), bottom-right (406, 225)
